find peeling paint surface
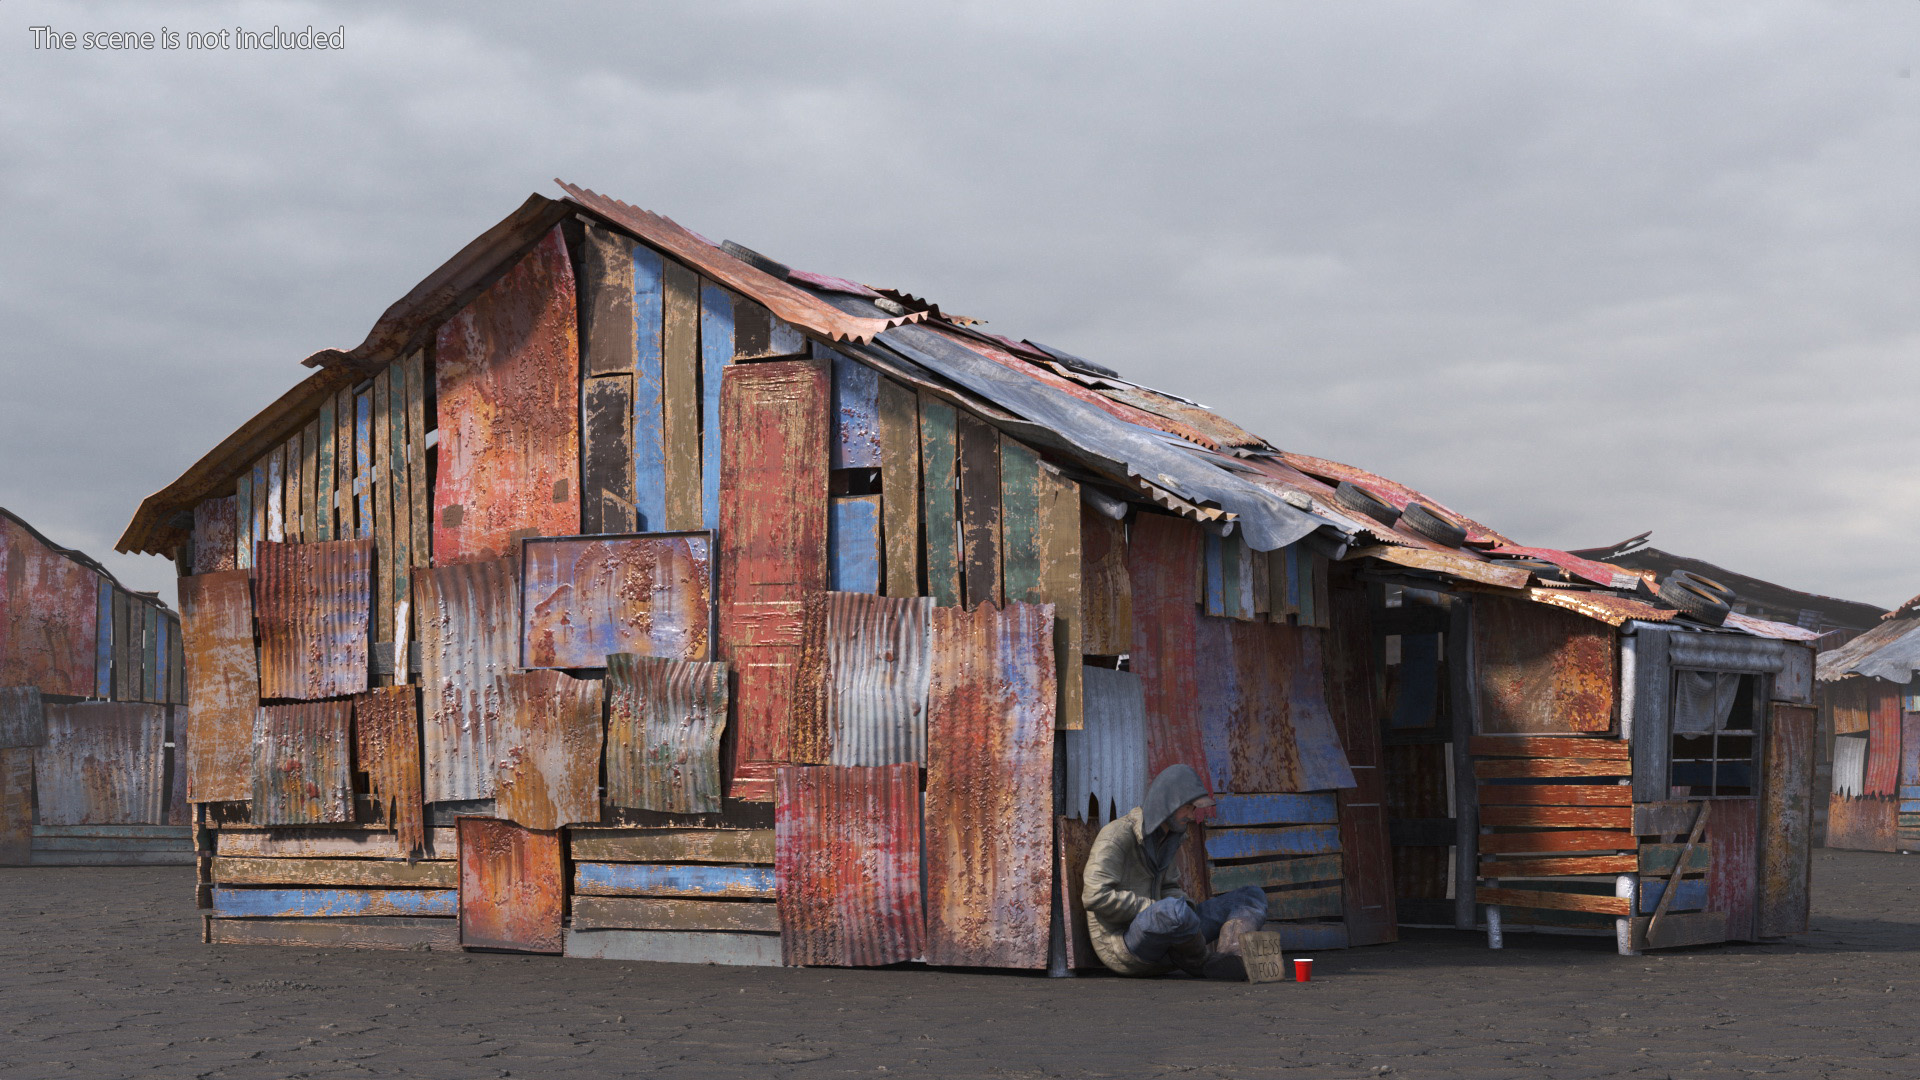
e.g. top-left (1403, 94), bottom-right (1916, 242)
top-left (605, 653), bottom-right (728, 815)
top-left (494, 670), bottom-right (604, 831)
top-left (250, 701), bottom-right (352, 825)
top-left (775, 763), bottom-right (924, 967)
top-left (254, 539), bottom-right (371, 701)
top-left (520, 533), bottom-right (710, 669)
top-left (179, 570), bottom-right (258, 803)
top-left (35, 702), bottom-right (166, 825)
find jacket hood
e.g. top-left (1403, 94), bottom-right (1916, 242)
top-left (1141, 764), bottom-right (1209, 836)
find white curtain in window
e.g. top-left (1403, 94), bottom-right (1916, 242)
top-left (1672, 670), bottom-right (1741, 734)
top-left (1833, 734), bottom-right (1868, 798)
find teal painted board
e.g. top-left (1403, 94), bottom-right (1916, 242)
top-left (832, 352), bottom-right (882, 469)
top-left (1268, 921), bottom-right (1349, 950)
top-left (1204, 533), bottom-right (1226, 617)
top-left (94, 580), bottom-right (112, 699)
top-left (573, 861), bottom-right (776, 898)
top-left (315, 394), bottom-right (335, 541)
top-left (1205, 824), bottom-right (1341, 860)
top-left (354, 390), bottom-right (373, 539)
top-left (633, 245), bottom-right (668, 531)
top-left (829, 496), bottom-right (883, 594)
top-left (700, 282), bottom-right (733, 531)
top-left (920, 395), bottom-right (961, 607)
top-left (1212, 793), bottom-right (1340, 827)
top-left (211, 887), bottom-right (456, 918)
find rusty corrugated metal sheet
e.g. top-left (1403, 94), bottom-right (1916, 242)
top-left (0, 686), bottom-right (44, 749)
top-left (1276, 451), bottom-right (1513, 547)
top-left (179, 570), bottom-right (258, 803)
top-left (605, 653), bottom-right (728, 815)
top-left (415, 558), bottom-right (519, 802)
top-left (924, 601), bottom-right (1056, 969)
top-left (818, 592), bottom-right (932, 767)
top-left (520, 532), bottom-right (711, 669)
top-left (458, 816), bottom-right (565, 953)
top-left (1128, 514), bottom-right (1210, 789)
top-left (250, 701), bottom-right (352, 825)
top-left (1097, 384), bottom-right (1269, 451)
top-left (356, 686), bottom-right (427, 856)
top-left (717, 359), bottom-right (830, 800)
top-left (254, 539), bottom-right (371, 701)
top-left (1, 514), bottom-right (100, 698)
top-left (433, 225), bottom-right (581, 565)
top-left (1758, 703), bottom-right (1813, 937)
top-left (775, 763), bottom-right (924, 967)
top-left (1485, 544), bottom-right (1632, 589)
top-left (192, 496), bottom-right (238, 574)
top-left (1065, 666), bottom-right (1146, 824)
top-left (1866, 688), bottom-right (1901, 797)
top-left (494, 670), bottom-right (604, 831)
top-left (35, 702), bottom-right (165, 825)
top-left (1520, 586), bottom-right (1677, 628)
top-left (1473, 593), bottom-right (1615, 734)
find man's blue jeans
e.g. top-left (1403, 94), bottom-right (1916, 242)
top-left (1123, 885), bottom-right (1269, 963)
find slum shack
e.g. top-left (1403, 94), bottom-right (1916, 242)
top-left (1815, 599), bottom-right (1920, 853)
top-left (120, 183), bottom-right (1818, 965)
top-left (1, 508), bottom-right (190, 866)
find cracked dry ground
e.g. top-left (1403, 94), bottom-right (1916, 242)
top-left (2, 849), bottom-right (1915, 1080)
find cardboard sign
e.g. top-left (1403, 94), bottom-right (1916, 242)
top-left (1242, 929), bottom-right (1288, 984)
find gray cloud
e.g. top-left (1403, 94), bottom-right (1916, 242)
top-left (5, 0), bottom-right (1918, 608)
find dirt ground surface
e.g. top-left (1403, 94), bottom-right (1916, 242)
top-left (1, 848), bottom-right (1916, 1080)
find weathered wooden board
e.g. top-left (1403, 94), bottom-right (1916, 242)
top-left (631, 246), bottom-right (669, 531)
top-left (1079, 506), bottom-right (1131, 655)
top-left (1323, 579), bottom-right (1395, 946)
top-left (919, 394), bottom-right (962, 607)
top-left (211, 887), bottom-right (456, 918)
top-left (1478, 854), bottom-right (1638, 877)
top-left (178, 570), bottom-right (256, 803)
top-left (700, 282), bottom-right (734, 529)
top-left (1475, 887), bottom-right (1631, 915)
top-left (1474, 758), bottom-right (1631, 780)
top-left (1639, 877), bottom-right (1710, 913)
top-left (829, 496), bottom-right (882, 594)
top-left (1479, 805), bottom-right (1634, 829)
top-left (1205, 825), bottom-right (1342, 861)
top-left (660, 261), bottom-right (702, 531)
top-left (1630, 911), bottom-right (1729, 951)
top-left (0, 748), bottom-right (30, 865)
top-left (1057, 815), bottom-right (1101, 970)
top-left (581, 374), bottom-right (636, 534)
top-left (1476, 784), bottom-right (1632, 806)
top-left (208, 916), bottom-right (460, 951)
top-left (956, 411), bottom-right (1003, 608)
top-left (1263, 885), bottom-right (1343, 921)
top-left (212, 857), bottom-right (459, 888)
top-left (1476, 830), bottom-right (1636, 854)
top-left (1634, 800), bottom-right (1701, 838)
top-left (564, 928), bottom-right (781, 966)
top-left (573, 861), bottom-right (777, 898)
top-left (433, 225), bottom-right (580, 563)
top-left (1468, 736), bottom-right (1630, 759)
top-left (1472, 594), bottom-right (1615, 734)
top-left (878, 378), bottom-right (920, 598)
top-left (569, 828), bottom-right (774, 864)
top-left (217, 828), bottom-right (457, 859)
top-left (831, 350), bottom-right (882, 469)
top-left (458, 816), bottom-right (565, 953)
top-left (1758, 703), bottom-right (1813, 937)
top-left (1637, 843), bottom-right (1714, 875)
top-left (1211, 792), bottom-right (1340, 827)
top-left (1209, 853), bottom-right (1343, 892)
top-left (571, 896), bottom-right (780, 933)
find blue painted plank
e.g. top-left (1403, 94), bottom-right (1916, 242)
top-left (828, 496), bottom-right (883, 594)
top-left (354, 390), bottom-right (374, 538)
top-left (575, 861), bottom-right (776, 898)
top-left (1900, 785), bottom-right (1920, 801)
top-left (211, 887), bottom-right (456, 918)
top-left (1284, 544), bottom-right (1303, 617)
top-left (94, 579), bottom-right (113, 699)
top-left (699, 282), bottom-right (733, 531)
top-left (1638, 878), bottom-right (1709, 914)
top-left (1196, 615), bottom-right (1235, 791)
top-left (832, 352), bottom-right (882, 469)
top-left (1204, 532), bottom-right (1227, 617)
top-left (1204, 824), bottom-right (1341, 861)
top-left (1901, 800), bottom-right (1920, 814)
top-left (631, 246), bottom-right (668, 531)
top-left (153, 615), bottom-right (168, 704)
top-left (1211, 792), bottom-right (1340, 827)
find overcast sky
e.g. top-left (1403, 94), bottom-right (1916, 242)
top-left (5, 1), bottom-right (1919, 610)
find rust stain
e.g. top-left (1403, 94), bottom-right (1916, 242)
top-left (458, 816), bottom-right (565, 953)
top-left (494, 670), bottom-right (604, 831)
top-left (179, 570), bottom-right (258, 803)
top-left (250, 701), bottom-right (352, 825)
top-left (254, 539), bottom-right (371, 701)
top-left (924, 601), bottom-right (1056, 969)
top-left (414, 558), bottom-right (519, 802)
top-left (775, 763), bottom-right (924, 967)
top-left (1, 514), bottom-right (100, 698)
top-left (433, 225), bottom-right (581, 565)
top-left (1472, 593), bottom-right (1615, 735)
top-left (1127, 513), bottom-right (1210, 788)
top-left (605, 653), bottom-right (729, 815)
top-left (356, 686), bottom-right (428, 856)
top-left (192, 496), bottom-right (238, 574)
top-left (520, 532), bottom-right (711, 669)
top-left (35, 702), bottom-right (166, 825)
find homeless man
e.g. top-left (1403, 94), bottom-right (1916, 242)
top-left (1082, 763), bottom-right (1270, 978)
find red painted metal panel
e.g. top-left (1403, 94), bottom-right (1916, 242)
top-left (775, 763), bottom-right (924, 967)
top-left (458, 816), bottom-right (565, 953)
top-left (192, 497), bottom-right (238, 574)
top-left (519, 532), bottom-right (711, 669)
top-left (1865, 687), bottom-right (1901, 797)
top-left (433, 225), bottom-right (581, 565)
top-left (1, 514), bottom-right (100, 698)
top-left (925, 602), bottom-right (1056, 969)
top-left (1472, 594), bottom-right (1615, 734)
top-left (34, 702), bottom-right (166, 825)
top-left (179, 570), bottom-right (258, 803)
top-left (605, 653), bottom-right (729, 814)
top-left (1127, 514), bottom-right (1209, 789)
top-left (1705, 797), bottom-right (1758, 941)
top-left (355, 687), bottom-right (427, 857)
top-left (494, 670), bottom-right (604, 831)
top-left (254, 539), bottom-right (371, 701)
top-left (414, 558), bottom-right (519, 803)
top-left (250, 701), bottom-right (352, 825)
top-left (717, 359), bottom-right (830, 800)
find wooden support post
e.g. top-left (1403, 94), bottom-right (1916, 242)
top-left (1449, 596), bottom-right (1479, 931)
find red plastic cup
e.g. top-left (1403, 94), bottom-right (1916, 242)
top-left (1294, 958), bottom-right (1314, 982)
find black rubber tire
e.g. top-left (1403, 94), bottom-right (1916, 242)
top-left (1401, 502), bottom-right (1467, 547)
top-left (1332, 481), bottom-right (1400, 526)
top-left (1658, 573), bottom-right (1731, 626)
top-left (1669, 569), bottom-right (1735, 603)
top-left (720, 240), bottom-right (790, 281)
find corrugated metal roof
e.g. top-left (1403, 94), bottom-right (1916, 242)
top-left (0, 686), bottom-right (44, 749)
top-left (775, 763), bottom-right (925, 967)
top-left (254, 539), bottom-right (371, 701)
top-left (1818, 616), bottom-right (1920, 683)
top-left (820, 592), bottom-right (932, 767)
top-left (495, 670), bottom-right (604, 831)
top-left (415, 558), bottom-right (519, 803)
top-left (520, 532), bottom-right (711, 669)
top-left (250, 701), bottom-right (352, 825)
top-left (924, 602), bottom-right (1056, 970)
top-left (35, 703), bottom-right (166, 825)
top-left (1065, 666), bottom-right (1147, 825)
top-left (355, 686), bottom-right (428, 856)
top-left (179, 569), bottom-right (258, 803)
top-left (605, 653), bottom-right (729, 815)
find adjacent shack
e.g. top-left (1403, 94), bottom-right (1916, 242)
top-left (1815, 598), bottom-right (1920, 853)
top-left (121, 184), bottom-right (1819, 964)
top-left (1, 508), bottom-right (189, 866)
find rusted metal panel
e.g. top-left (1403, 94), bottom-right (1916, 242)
top-left (775, 763), bottom-right (924, 966)
top-left (1829, 677), bottom-right (1872, 734)
top-left (1706, 798), bottom-right (1759, 941)
top-left (815, 592), bottom-right (933, 767)
top-left (192, 497), bottom-right (238, 574)
top-left (356, 686), bottom-right (427, 857)
top-left (494, 670), bottom-right (604, 831)
top-left (1056, 815), bottom-right (1101, 969)
top-left (519, 532), bottom-right (712, 669)
top-left (924, 601), bottom-right (1056, 969)
top-left (831, 351), bottom-right (882, 469)
top-left (1826, 792), bottom-right (1895, 851)
top-left (717, 359), bottom-right (830, 798)
top-left (1866, 688), bottom-right (1901, 797)
top-left (0, 686), bottom-right (44, 749)
top-left (1065, 665), bottom-right (1147, 824)
top-left (1473, 593), bottom-right (1615, 734)
top-left (829, 497), bottom-right (882, 594)
top-left (415, 558), bottom-right (519, 802)
top-left (458, 816), bottom-right (565, 953)
top-left (1080, 506), bottom-right (1131, 655)
top-left (250, 701), bottom-right (352, 825)
top-left (433, 225), bottom-right (581, 564)
top-left (1129, 513), bottom-right (1210, 787)
top-left (0, 747), bottom-right (30, 865)
top-left (956, 410), bottom-right (1003, 608)
top-left (1, 515), bottom-right (100, 697)
top-left (878, 378), bottom-right (921, 597)
top-left (1758, 703), bottom-right (1813, 937)
top-left (179, 569), bottom-right (257, 803)
top-left (35, 702), bottom-right (166, 825)
top-left (919, 393), bottom-right (961, 607)
top-left (254, 539), bottom-right (371, 701)
top-left (605, 653), bottom-right (729, 815)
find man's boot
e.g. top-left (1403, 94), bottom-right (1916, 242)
top-left (1167, 933), bottom-right (1210, 978)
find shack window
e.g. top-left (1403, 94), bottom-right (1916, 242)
top-left (1668, 671), bottom-right (1758, 797)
